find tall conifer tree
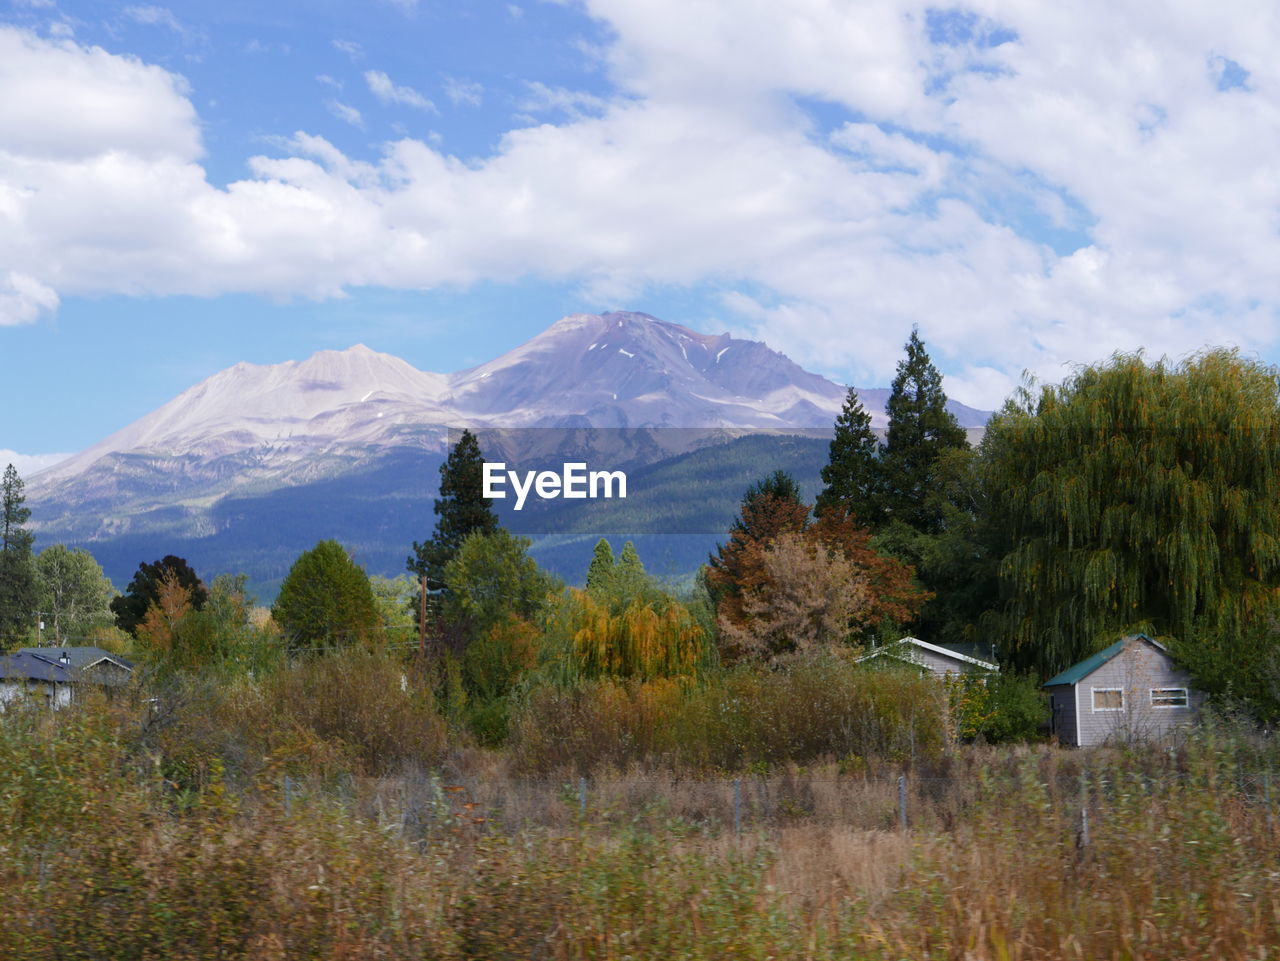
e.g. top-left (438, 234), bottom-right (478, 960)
top-left (879, 329), bottom-right (967, 533)
top-left (408, 429), bottom-right (500, 591)
top-left (0, 464), bottom-right (37, 644)
top-left (816, 386), bottom-right (882, 523)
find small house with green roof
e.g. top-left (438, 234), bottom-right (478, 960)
top-left (1044, 634), bottom-right (1203, 747)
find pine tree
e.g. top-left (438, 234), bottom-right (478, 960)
top-left (815, 386), bottom-right (882, 523)
top-left (585, 538), bottom-right (615, 590)
top-left (407, 429), bottom-right (500, 591)
top-left (1, 464), bottom-right (33, 554)
top-left (879, 329), bottom-right (967, 533)
top-left (0, 465), bottom-right (38, 645)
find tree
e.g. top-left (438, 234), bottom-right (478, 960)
top-left (708, 473), bottom-right (926, 663)
top-left (981, 349), bottom-right (1280, 677)
top-left (585, 538), bottom-right (615, 590)
top-left (1, 464), bottom-right (33, 554)
top-left (0, 464), bottom-right (37, 645)
top-left (815, 386), bottom-right (882, 523)
top-left (878, 329), bottom-right (968, 534)
top-left (35, 544), bottom-right (116, 643)
top-left (442, 528), bottom-right (561, 639)
top-left (273, 540), bottom-right (379, 651)
top-left (407, 429), bottom-right (500, 592)
top-left (111, 555), bottom-right (208, 637)
top-left (706, 470), bottom-right (810, 627)
top-left (717, 532), bottom-right (870, 662)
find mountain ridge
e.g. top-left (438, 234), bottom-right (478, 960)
top-left (26, 310), bottom-right (990, 594)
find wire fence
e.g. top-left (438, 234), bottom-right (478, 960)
top-left (270, 764), bottom-right (1280, 843)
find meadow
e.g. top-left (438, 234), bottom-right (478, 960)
top-left (1, 649), bottom-right (1277, 960)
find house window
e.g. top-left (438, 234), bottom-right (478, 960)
top-left (1092, 688), bottom-right (1123, 711)
top-left (1151, 688), bottom-right (1188, 707)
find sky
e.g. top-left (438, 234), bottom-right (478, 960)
top-left (2, 0), bottom-right (1279, 472)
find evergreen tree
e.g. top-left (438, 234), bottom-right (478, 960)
top-left (879, 329), bottom-right (968, 533)
top-left (407, 429), bottom-right (499, 591)
top-left (274, 539), bottom-right (379, 651)
top-left (815, 386), bottom-right (882, 523)
top-left (981, 349), bottom-right (1280, 677)
top-left (0, 464), bottom-right (37, 645)
top-left (1, 464), bottom-right (33, 554)
top-left (111, 555), bottom-right (208, 637)
top-left (585, 538), bottom-right (615, 590)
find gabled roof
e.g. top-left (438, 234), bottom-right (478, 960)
top-left (1043, 633), bottom-right (1167, 688)
top-left (860, 636), bottom-right (999, 672)
top-left (17, 647), bottom-right (133, 672)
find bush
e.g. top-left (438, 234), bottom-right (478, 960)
top-left (509, 655), bottom-right (948, 773)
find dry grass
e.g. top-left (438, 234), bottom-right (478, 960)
top-left (4, 668), bottom-right (1280, 959)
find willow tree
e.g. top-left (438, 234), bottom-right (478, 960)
top-left (982, 349), bottom-right (1280, 676)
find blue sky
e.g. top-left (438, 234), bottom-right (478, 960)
top-left (2, 0), bottom-right (1278, 467)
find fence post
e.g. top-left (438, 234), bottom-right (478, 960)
top-left (579, 776), bottom-right (587, 817)
top-left (1264, 771), bottom-right (1273, 829)
top-left (734, 778), bottom-right (742, 837)
top-left (1079, 769), bottom-right (1090, 848)
top-left (282, 774), bottom-right (293, 815)
top-left (898, 774), bottom-right (908, 832)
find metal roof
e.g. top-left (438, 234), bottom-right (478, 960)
top-left (860, 636), bottom-right (999, 671)
top-left (1042, 633), bottom-right (1166, 687)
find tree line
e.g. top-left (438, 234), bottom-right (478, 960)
top-left (4, 332), bottom-right (1280, 726)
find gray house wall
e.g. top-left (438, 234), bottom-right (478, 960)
top-left (1065, 641), bottom-right (1202, 747)
top-left (1046, 684), bottom-right (1079, 745)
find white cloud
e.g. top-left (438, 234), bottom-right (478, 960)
top-left (123, 5), bottom-right (183, 33)
top-left (325, 99), bottom-right (364, 128)
top-left (331, 38), bottom-right (362, 61)
top-left (443, 76), bottom-right (483, 107)
top-left (2, 9), bottom-right (1280, 407)
top-left (365, 70), bottom-right (435, 112)
top-left (0, 272), bottom-right (58, 326)
top-left (0, 450), bottom-right (72, 477)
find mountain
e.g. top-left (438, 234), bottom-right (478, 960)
top-left (28, 311), bottom-right (990, 595)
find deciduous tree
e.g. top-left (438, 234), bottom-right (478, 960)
top-left (981, 349), bottom-right (1280, 676)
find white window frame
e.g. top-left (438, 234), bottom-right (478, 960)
top-left (1150, 687), bottom-right (1188, 708)
top-left (1091, 687), bottom-right (1124, 712)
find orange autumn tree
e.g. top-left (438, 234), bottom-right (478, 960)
top-left (708, 472), bottom-right (927, 664)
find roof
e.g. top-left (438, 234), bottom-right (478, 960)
top-left (860, 636), bottom-right (999, 672)
top-left (17, 647), bottom-right (133, 672)
top-left (1043, 633), bottom-right (1167, 688)
top-left (0, 651), bottom-right (73, 684)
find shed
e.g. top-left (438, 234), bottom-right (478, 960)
top-left (859, 636), bottom-right (999, 676)
top-left (1043, 634), bottom-right (1203, 747)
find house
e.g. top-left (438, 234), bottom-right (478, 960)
top-left (859, 636), bottom-right (999, 677)
top-left (1043, 634), bottom-right (1203, 747)
top-left (0, 647), bottom-right (134, 710)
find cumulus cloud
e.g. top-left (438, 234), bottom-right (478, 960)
top-left (1, 7), bottom-right (1279, 406)
top-left (364, 70), bottom-right (435, 111)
